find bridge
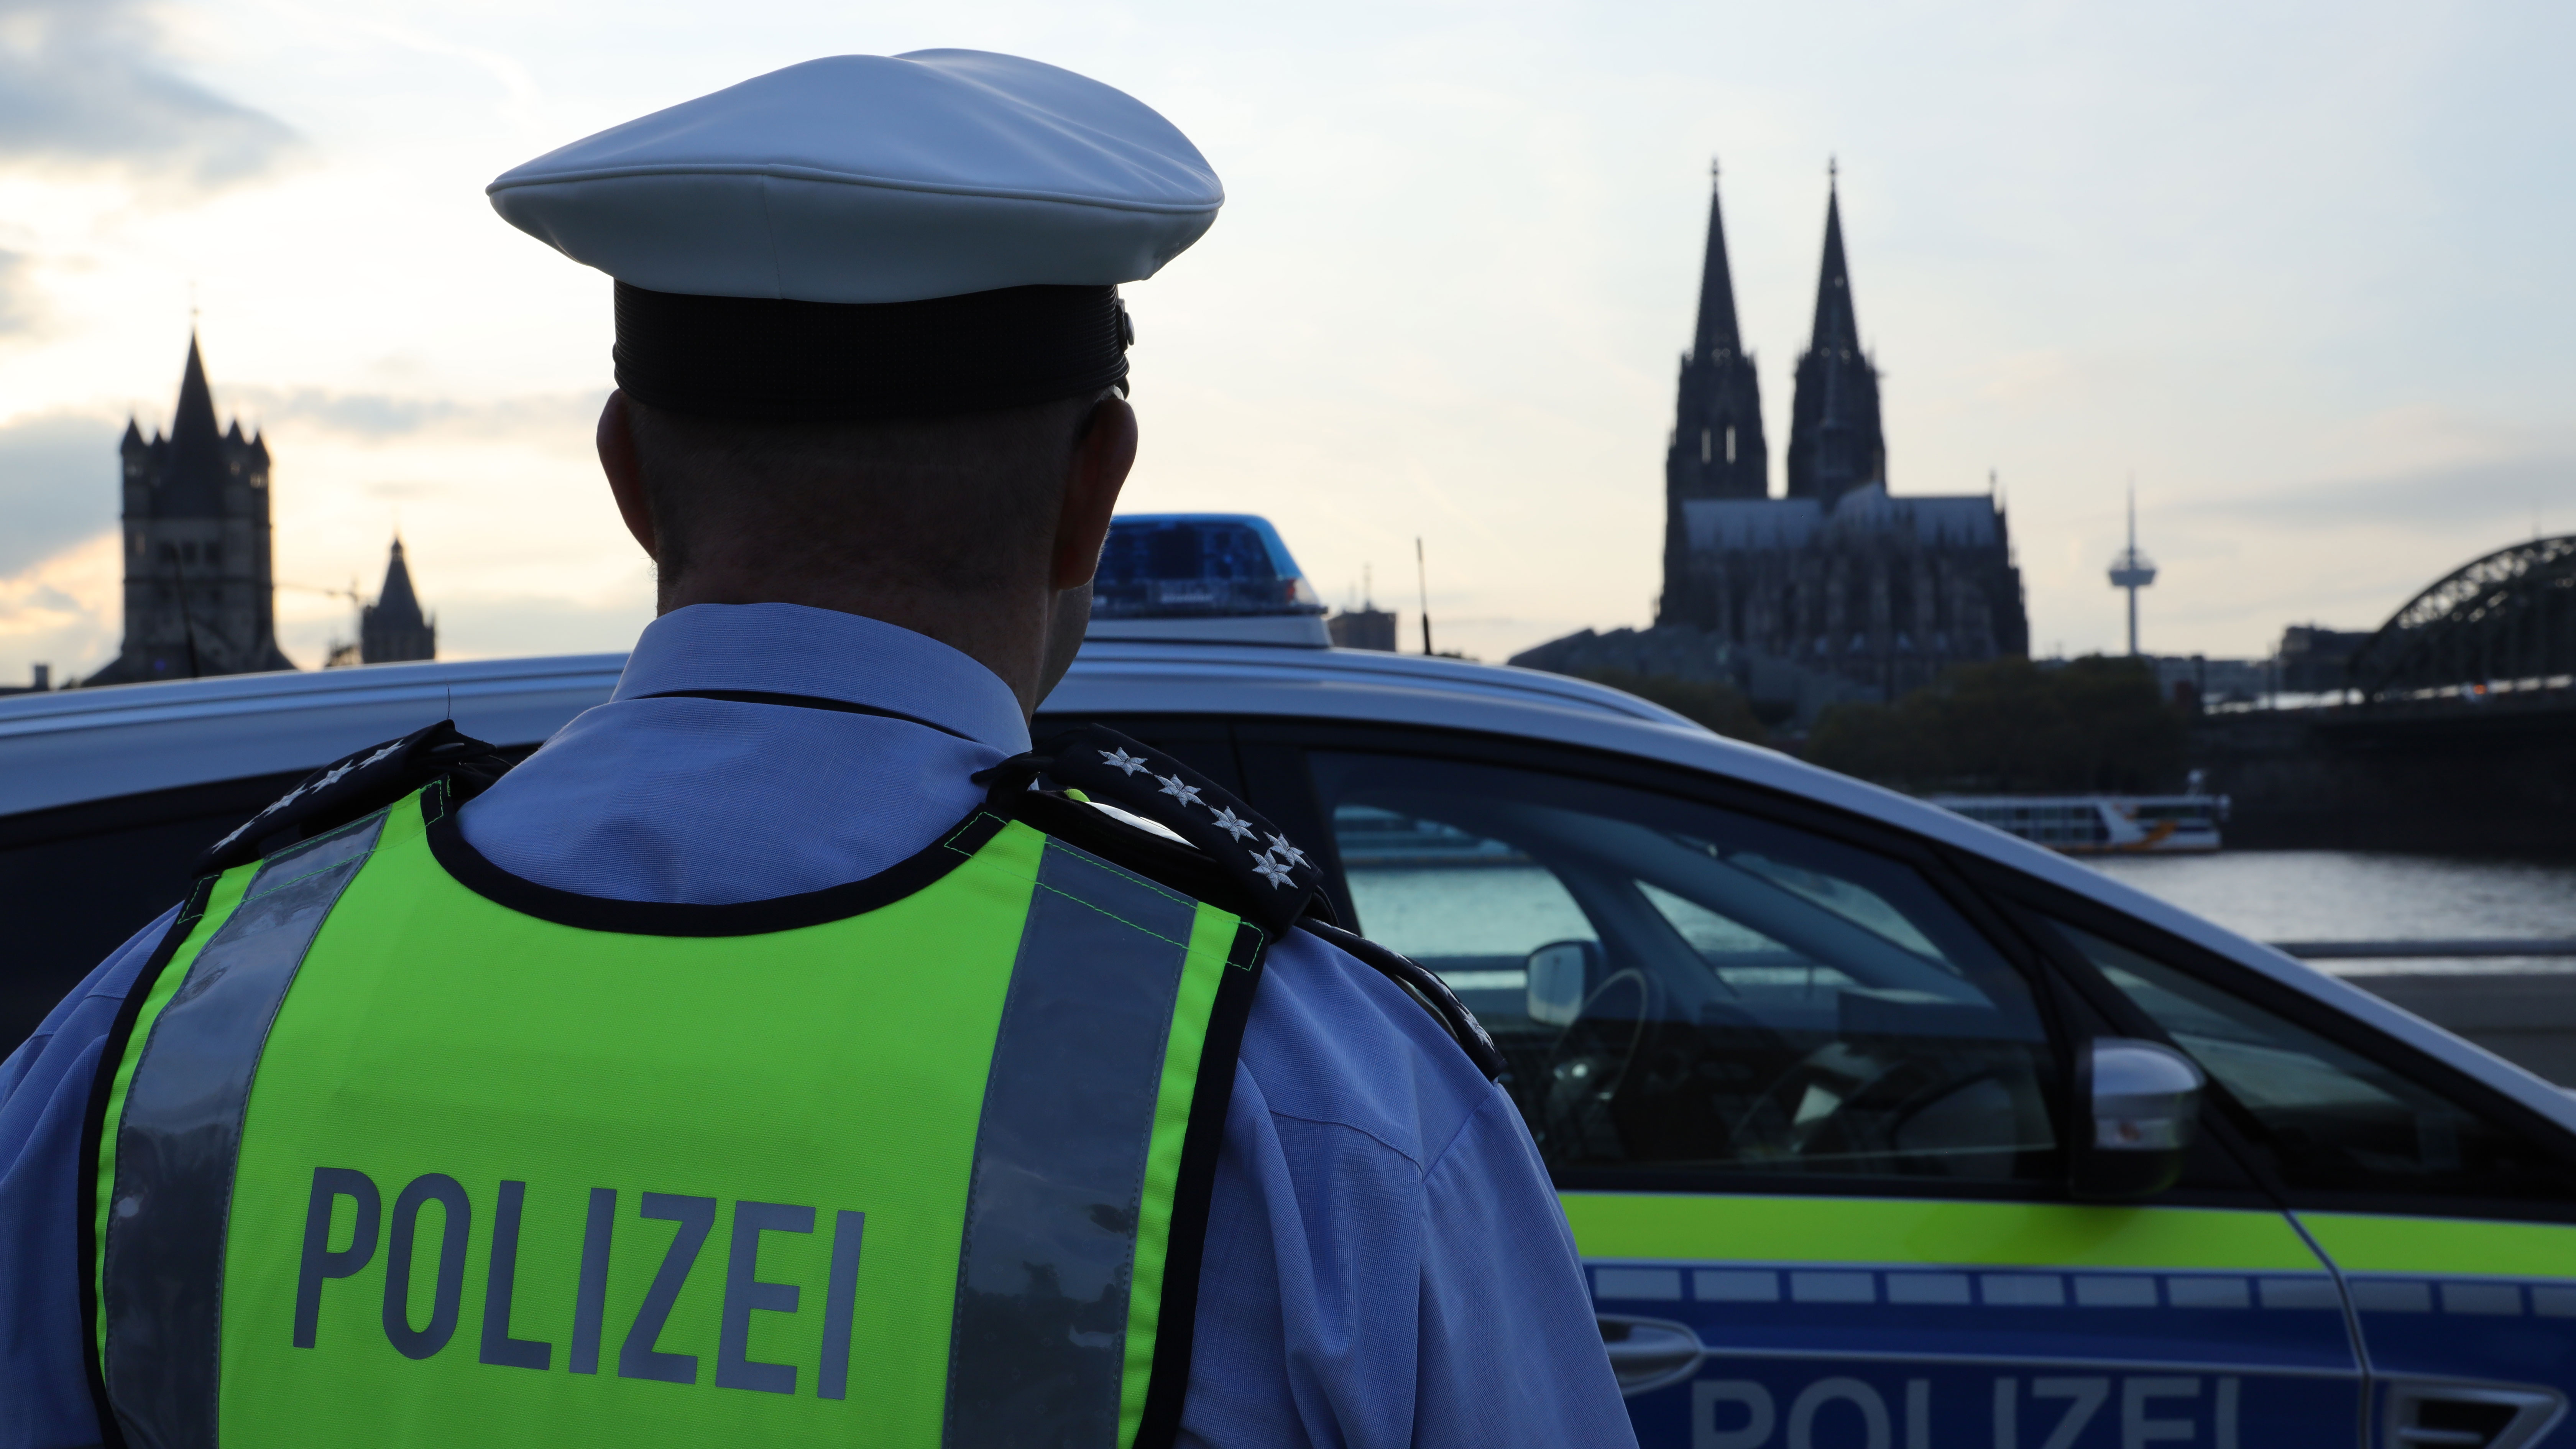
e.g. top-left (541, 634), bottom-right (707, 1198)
top-left (2195, 534), bottom-right (2576, 851)
top-left (2349, 534), bottom-right (2576, 703)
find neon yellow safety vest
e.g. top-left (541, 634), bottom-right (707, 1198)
top-left (83, 779), bottom-right (1264, 1449)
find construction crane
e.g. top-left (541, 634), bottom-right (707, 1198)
top-left (280, 579), bottom-right (366, 667)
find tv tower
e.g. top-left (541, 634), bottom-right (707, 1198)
top-left (2106, 483), bottom-right (2157, 657)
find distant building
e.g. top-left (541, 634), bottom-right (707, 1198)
top-left (0, 664), bottom-right (50, 696)
top-left (2145, 654), bottom-right (2271, 709)
top-left (359, 537), bottom-right (437, 663)
top-left (1508, 623), bottom-right (1877, 727)
top-left (86, 336), bottom-right (296, 685)
top-left (1327, 606), bottom-right (1397, 652)
top-left (1653, 170), bottom-right (2027, 699)
top-left (2278, 624), bottom-right (2371, 693)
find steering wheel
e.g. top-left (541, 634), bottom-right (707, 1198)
top-left (1537, 969), bottom-right (1808, 1165)
top-left (1537, 969), bottom-right (1658, 1162)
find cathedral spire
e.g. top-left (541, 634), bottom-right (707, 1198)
top-left (1660, 161), bottom-right (1769, 625)
top-left (1809, 167), bottom-right (1861, 356)
top-left (1691, 159), bottom-right (1743, 360)
top-left (1785, 166), bottom-right (1886, 506)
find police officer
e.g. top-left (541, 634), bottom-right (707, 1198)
top-left (0, 51), bottom-right (1635, 1448)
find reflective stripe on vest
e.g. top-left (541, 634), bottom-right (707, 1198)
top-left (88, 784), bottom-right (1261, 1449)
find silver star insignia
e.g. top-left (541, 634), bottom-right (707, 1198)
top-left (259, 780), bottom-right (312, 815)
top-left (1156, 774), bottom-right (1204, 809)
top-left (1252, 853), bottom-right (1296, 889)
top-left (1263, 833), bottom-right (1311, 869)
top-left (1101, 747), bottom-right (1150, 776)
top-left (1209, 807), bottom-right (1257, 841)
top-left (211, 736), bottom-right (409, 856)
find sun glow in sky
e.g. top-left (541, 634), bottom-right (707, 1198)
top-left (2, 0), bottom-right (2572, 684)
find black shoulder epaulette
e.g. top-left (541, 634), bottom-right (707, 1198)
top-left (198, 720), bottom-right (519, 876)
top-left (981, 723), bottom-right (1503, 1080)
top-left (1297, 919), bottom-right (1503, 1080)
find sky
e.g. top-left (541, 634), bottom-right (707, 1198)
top-left (2, 0), bottom-right (2573, 684)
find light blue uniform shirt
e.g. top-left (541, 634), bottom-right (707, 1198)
top-left (0, 603), bottom-right (1635, 1449)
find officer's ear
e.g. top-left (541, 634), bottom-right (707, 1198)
top-left (597, 390), bottom-right (658, 563)
top-left (1051, 394), bottom-right (1136, 592)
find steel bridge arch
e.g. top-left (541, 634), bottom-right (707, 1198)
top-left (2351, 534), bottom-right (2576, 700)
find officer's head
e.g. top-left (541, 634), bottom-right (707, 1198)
top-left (488, 51), bottom-right (1219, 715)
top-left (593, 383), bottom-right (1137, 712)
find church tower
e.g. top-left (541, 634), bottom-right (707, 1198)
top-left (360, 536), bottom-right (437, 663)
top-left (1659, 163), bottom-right (1768, 623)
top-left (1784, 169), bottom-right (1886, 509)
top-left (87, 336), bottom-right (295, 684)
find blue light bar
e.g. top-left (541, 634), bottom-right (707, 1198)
top-left (1092, 514), bottom-right (1325, 619)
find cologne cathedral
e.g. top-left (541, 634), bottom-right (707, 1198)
top-left (1655, 168), bottom-right (2028, 697)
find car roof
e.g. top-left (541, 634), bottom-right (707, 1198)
top-left (0, 654), bottom-right (629, 818)
top-left (9, 640), bottom-right (2568, 1135)
top-left (0, 642), bottom-right (1700, 820)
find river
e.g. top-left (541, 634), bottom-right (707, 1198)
top-left (2089, 851), bottom-right (2576, 975)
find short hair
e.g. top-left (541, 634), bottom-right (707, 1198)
top-left (622, 391), bottom-right (1107, 599)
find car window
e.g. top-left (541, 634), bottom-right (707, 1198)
top-left (1313, 752), bottom-right (2061, 1184)
top-left (2053, 920), bottom-right (2576, 1202)
top-left (1335, 805), bottom-right (1596, 978)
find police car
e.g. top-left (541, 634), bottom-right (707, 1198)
top-left (6, 514), bottom-right (2575, 1449)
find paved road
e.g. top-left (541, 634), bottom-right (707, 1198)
top-left (2349, 971), bottom-right (2576, 1085)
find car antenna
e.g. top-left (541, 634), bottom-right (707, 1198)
top-left (1415, 536), bottom-right (1433, 656)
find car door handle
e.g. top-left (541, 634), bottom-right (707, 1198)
top-left (2383, 1381), bottom-right (2565, 1449)
top-left (1598, 1315), bottom-right (1704, 1396)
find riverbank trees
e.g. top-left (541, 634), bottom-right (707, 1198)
top-left (1805, 655), bottom-right (2187, 794)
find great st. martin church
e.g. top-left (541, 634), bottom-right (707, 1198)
top-left (86, 337), bottom-right (437, 685)
top-left (85, 337), bottom-right (297, 685)
top-left (1655, 168), bottom-right (2027, 696)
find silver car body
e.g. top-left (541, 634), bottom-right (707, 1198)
top-left (1, 637), bottom-right (2558, 1137)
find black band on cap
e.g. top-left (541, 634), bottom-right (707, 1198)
top-left (613, 281), bottom-right (1131, 421)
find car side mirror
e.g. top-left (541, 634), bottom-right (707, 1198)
top-left (1526, 939), bottom-right (1601, 1026)
top-left (2071, 1037), bottom-right (2206, 1201)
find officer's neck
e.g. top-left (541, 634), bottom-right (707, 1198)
top-left (653, 572), bottom-right (1081, 721)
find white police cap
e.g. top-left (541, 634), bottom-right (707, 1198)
top-left (486, 51), bottom-right (1222, 419)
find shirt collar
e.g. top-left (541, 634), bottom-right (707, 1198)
top-left (611, 603), bottom-right (1032, 754)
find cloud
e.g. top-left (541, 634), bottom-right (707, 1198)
top-left (0, 250), bottom-right (38, 335)
top-left (0, 0), bottom-right (301, 194)
top-left (0, 529), bottom-right (118, 686)
top-left (2192, 449), bottom-right (2576, 532)
top-left (231, 386), bottom-right (603, 443)
top-left (0, 409), bottom-right (118, 575)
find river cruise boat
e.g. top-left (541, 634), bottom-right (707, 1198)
top-left (1927, 793), bottom-right (2228, 854)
